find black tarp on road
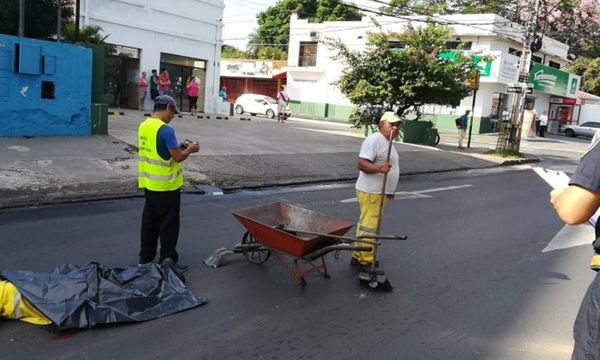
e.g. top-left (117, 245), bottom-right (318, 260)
top-left (0, 263), bottom-right (207, 330)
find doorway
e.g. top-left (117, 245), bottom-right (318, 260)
top-left (160, 53), bottom-right (206, 113)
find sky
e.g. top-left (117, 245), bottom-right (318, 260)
top-left (222, 0), bottom-right (280, 51)
top-left (222, 0), bottom-right (377, 51)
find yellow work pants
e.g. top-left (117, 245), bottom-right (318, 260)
top-left (353, 190), bottom-right (387, 265)
top-left (0, 280), bottom-right (51, 325)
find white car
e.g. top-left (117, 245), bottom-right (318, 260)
top-left (234, 94), bottom-right (291, 119)
top-left (564, 121), bottom-right (600, 138)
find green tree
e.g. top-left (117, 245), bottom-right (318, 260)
top-left (256, 46), bottom-right (288, 60)
top-left (221, 45), bottom-right (247, 59)
top-left (62, 24), bottom-right (109, 44)
top-left (328, 22), bottom-right (478, 129)
top-left (0, 0), bottom-right (74, 40)
top-left (567, 57), bottom-right (600, 96)
top-left (252, 0), bottom-right (362, 52)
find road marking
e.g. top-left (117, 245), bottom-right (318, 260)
top-left (340, 184), bottom-right (473, 203)
top-left (543, 224), bottom-right (595, 252)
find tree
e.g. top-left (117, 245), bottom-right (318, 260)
top-left (0, 0), bottom-right (74, 40)
top-left (62, 24), bottom-right (109, 44)
top-left (256, 46), bottom-right (288, 60)
top-left (252, 0), bottom-right (362, 52)
top-left (328, 22), bottom-right (479, 128)
top-left (567, 57), bottom-right (600, 96)
top-left (221, 45), bottom-right (247, 59)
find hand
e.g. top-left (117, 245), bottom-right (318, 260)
top-left (550, 187), bottom-right (567, 207)
top-left (187, 142), bottom-right (200, 153)
top-left (386, 193), bottom-right (395, 200)
top-left (379, 163), bottom-right (391, 174)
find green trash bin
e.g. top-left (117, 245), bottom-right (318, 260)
top-left (402, 120), bottom-right (429, 144)
top-left (421, 127), bottom-right (438, 146)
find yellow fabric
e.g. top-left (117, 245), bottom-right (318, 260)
top-left (0, 280), bottom-right (51, 325)
top-left (353, 190), bottom-right (387, 265)
top-left (138, 117), bottom-right (183, 191)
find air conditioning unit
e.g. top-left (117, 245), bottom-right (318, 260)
top-left (310, 31), bottom-right (319, 39)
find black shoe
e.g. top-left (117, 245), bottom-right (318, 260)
top-left (359, 263), bottom-right (384, 275)
top-left (161, 257), bottom-right (186, 284)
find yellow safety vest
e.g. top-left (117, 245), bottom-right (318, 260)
top-left (138, 118), bottom-right (183, 191)
top-left (0, 280), bottom-right (51, 325)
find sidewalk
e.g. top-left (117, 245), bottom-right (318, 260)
top-left (0, 111), bottom-right (539, 210)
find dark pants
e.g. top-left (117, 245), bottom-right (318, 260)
top-left (539, 125), bottom-right (547, 137)
top-left (150, 89), bottom-right (159, 100)
top-left (572, 271), bottom-right (600, 359)
top-left (139, 188), bottom-right (181, 264)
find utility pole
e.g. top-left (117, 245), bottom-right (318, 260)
top-left (509, 0), bottom-right (541, 152)
top-left (57, 0), bottom-right (62, 42)
top-left (18, 0), bottom-right (25, 37)
top-left (75, 0), bottom-right (81, 43)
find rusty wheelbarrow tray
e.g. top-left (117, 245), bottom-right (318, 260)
top-left (204, 202), bottom-right (372, 286)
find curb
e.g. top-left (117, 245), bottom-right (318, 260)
top-left (109, 111), bottom-right (126, 116)
top-left (197, 115), bottom-right (211, 119)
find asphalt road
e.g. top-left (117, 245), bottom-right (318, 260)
top-left (0, 167), bottom-right (593, 360)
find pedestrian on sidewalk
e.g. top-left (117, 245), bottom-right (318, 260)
top-left (150, 69), bottom-right (159, 100)
top-left (138, 71), bottom-right (148, 111)
top-left (186, 75), bottom-right (199, 116)
top-left (351, 111), bottom-right (403, 272)
top-left (158, 68), bottom-right (171, 96)
top-left (551, 140), bottom-right (600, 359)
top-left (276, 85), bottom-right (289, 123)
top-left (219, 86), bottom-right (228, 102)
top-left (138, 95), bottom-right (200, 282)
top-left (457, 109), bottom-right (470, 149)
top-left (538, 111), bottom-right (548, 137)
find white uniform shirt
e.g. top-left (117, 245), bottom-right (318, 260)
top-left (355, 132), bottom-right (400, 195)
top-left (539, 114), bottom-right (549, 126)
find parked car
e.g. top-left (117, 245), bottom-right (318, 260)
top-left (564, 121), bottom-right (600, 138)
top-left (234, 94), bottom-right (291, 119)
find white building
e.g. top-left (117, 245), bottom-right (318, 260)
top-left (286, 13), bottom-right (581, 134)
top-left (79, 0), bottom-right (225, 113)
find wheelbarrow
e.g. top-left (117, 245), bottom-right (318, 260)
top-left (204, 202), bottom-right (406, 290)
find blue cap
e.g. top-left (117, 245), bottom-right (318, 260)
top-left (154, 95), bottom-right (181, 114)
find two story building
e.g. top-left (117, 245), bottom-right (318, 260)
top-left (285, 13), bottom-right (581, 134)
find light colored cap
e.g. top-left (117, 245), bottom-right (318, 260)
top-left (380, 111), bottom-right (404, 123)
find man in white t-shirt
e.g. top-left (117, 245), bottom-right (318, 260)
top-left (276, 86), bottom-right (289, 123)
top-left (538, 111), bottom-right (549, 137)
top-left (351, 111), bottom-right (403, 270)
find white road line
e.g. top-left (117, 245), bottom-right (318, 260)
top-left (542, 224), bottom-right (595, 252)
top-left (340, 184), bottom-right (473, 203)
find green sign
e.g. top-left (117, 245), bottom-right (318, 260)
top-left (529, 64), bottom-right (570, 97)
top-left (438, 51), bottom-right (491, 77)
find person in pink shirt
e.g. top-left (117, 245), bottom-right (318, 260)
top-left (186, 76), bottom-right (199, 115)
top-left (158, 68), bottom-right (171, 96)
top-left (138, 71), bottom-right (148, 111)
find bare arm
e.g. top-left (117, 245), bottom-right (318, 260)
top-left (168, 142), bottom-right (200, 163)
top-left (358, 158), bottom-right (390, 174)
top-left (551, 185), bottom-right (600, 225)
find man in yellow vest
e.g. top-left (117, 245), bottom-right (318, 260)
top-left (138, 95), bottom-right (200, 282)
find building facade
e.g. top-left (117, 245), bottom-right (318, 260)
top-left (79, 0), bottom-right (224, 113)
top-left (286, 13), bottom-right (581, 134)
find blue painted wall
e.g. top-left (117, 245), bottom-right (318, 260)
top-left (0, 34), bottom-right (92, 137)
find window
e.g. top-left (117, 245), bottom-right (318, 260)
top-left (548, 60), bottom-right (561, 69)
top-left (445, 41), bottom-right (472, 50)
top-left (389, 41), bottom-right (406, 50)
top-left (41, 81), bottom-right (55, 99)
top-left (299, 42), bottom-right (317, 67)
top-left (531, 54), bottom-right (542, 64)
top-left (508, 47), bottom-right (522, 57)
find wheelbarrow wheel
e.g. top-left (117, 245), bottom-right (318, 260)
top-left (241, 231), bottom-right (271, 265)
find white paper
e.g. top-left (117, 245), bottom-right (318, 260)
top-left (533, 167), bottom-right (599, 227)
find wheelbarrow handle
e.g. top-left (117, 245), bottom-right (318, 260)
top-left (357, 234), bottom-right (408, 241)
top-left (277, 227), bottom-right (381, 246)
top-left (303, 245), bottom-right (372, 262)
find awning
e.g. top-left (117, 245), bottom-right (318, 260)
top-left (273, 71), bottom-right (287, 80)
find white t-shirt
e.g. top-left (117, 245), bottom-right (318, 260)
top-left (539, 114), bottom-right (549, 126)
top-left (277, 91), bottom-right (289, 105)
top-left (355, 132), bottom-right (400, 195)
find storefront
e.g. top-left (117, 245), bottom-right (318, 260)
top-left (528, 64), bottom-right (581, 133)
top-left (220, 59), bottom-right (286, 102)
top-left (160, 53), bottom-right (207, 113)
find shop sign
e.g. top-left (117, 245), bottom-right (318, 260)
top-left (438, 51), bottom-right (492, 77)
top-left (529, 64), bottom-right (580, 98)
top-left (221, 60), bottom-right (274, 78)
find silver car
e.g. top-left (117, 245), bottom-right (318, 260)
top-left (564, 121), bottom-right (600, 138)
